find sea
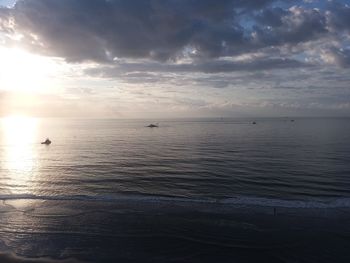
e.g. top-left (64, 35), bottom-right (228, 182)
top-left (0, 117), bottom-right (349, 262)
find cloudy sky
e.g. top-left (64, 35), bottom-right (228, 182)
top-left (0, 0), bottom-right (349, 118)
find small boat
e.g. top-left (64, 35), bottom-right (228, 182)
top-left (146, 123), bottom-right (158, 128)
top-left (252, 121), bottom-right (257, 124)
top-left (41, 138), bottom-right (52, 145)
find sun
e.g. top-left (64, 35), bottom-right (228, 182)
top-left (1, 115), bottom-right (38, 146)
top-left (0, 47), bottom-right (58, 93)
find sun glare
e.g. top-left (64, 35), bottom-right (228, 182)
top-left (1, 116), bottom-right (39, 194)
top-left (0, 47), bottom-right (58, 93)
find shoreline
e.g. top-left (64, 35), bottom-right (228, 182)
top-left (1, 198), bottom-right (350, 262)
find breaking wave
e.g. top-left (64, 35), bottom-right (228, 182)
top-left (1, 194), bottom-right (350, 209)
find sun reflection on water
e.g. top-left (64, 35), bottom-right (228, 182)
top-left (1, 116), bottom-right (39, 194)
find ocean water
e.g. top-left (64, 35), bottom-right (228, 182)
top-left (0, 117), bottom-right (350, 262)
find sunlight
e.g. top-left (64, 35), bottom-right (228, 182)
top-left (1, 115), bottom-right (39, 194)
top-left (0, 47), bottom-right (58, 93)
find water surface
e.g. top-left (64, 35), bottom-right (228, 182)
top-left (0, 117), bottom-right (349, 262)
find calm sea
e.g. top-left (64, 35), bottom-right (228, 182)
top-left (0, 117), bottom-right (350, 262)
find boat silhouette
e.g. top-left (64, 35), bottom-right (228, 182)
top-left (41, 138), bottom-right (52, 145)
top-left (146, 123), bottom-right (158, 128)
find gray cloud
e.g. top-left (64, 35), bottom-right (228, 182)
top-left (327, 2), bottom-right (350, 32)
top-left (85, 57), bottom-right (310, 78)
top-left (0, 0), bottom-right (350, 117)
top-left (255, 7), bottom-right (288, 27)
top-left (1, 0), bottom-right (271, 62)
top-left (0, 6), bottom-right (11, 32)
top-left (326, 47), bottom-right (350, 68)
top-left (0, 0), bottom-right (348, 64)
top-left (253, 6), bottom-right (328, 46)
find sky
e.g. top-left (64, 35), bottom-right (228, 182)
top-left (0, 0), bottom-right (350, 118)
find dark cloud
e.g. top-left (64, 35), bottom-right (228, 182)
top-left (1, 0), bottom-right (273, 62)
top-left (255, 7), bottom-right (288, 27)
top-left (327, 2), bottom-right (350, 32)
top-left (0, 0), bottom-right (349, 72)
top-left (197, 57), bottom-right (309, 73)
top-left (0, 0), bottom-right (336, 64)
top-left (253, 6), bottom-right (328, 46)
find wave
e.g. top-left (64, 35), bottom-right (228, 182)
top-left (0, 252), bottom-right (84, 263)
top-left (1, 193), bottom-right (350, 209)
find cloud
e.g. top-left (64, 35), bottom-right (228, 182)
top-left (327, 2), bottom-right (350, 32)
top-left (0, 6), bottom-right (11, 32)
top-left (85, 57), bottom-right (310, 78)
top-left (0, 0), bottom-right (350, 117)
top-left (0, 0), bottom-right (349, 67)
top-left (0, 0), bottom-right (269, 62)
top-left (253, 6), bottom-right (328, 46)
top-left (0, 0), bottom-right (349, 65)
top-left (322, 47), bottom-right (350, 68)
top-left (0, 0), bottom-right (331, 63)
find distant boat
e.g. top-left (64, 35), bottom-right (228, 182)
top-left (41, 138), bottom-right (52, 145)
top-left (147, 123), bottom-right (158, 128)
top-left (291, 119), bottom-right (295, 122)
top-left (252, 121), bottom-right (257, 124)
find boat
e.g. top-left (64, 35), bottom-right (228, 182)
top-left (252, 121), bottom-right (256, 124)
top-left (41, 138), bottom-right (52, 145)
top-left (146, 123), bottom-right (159, 128)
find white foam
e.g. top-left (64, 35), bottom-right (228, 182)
top-left (1, 194), bottom-right (350, 209)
